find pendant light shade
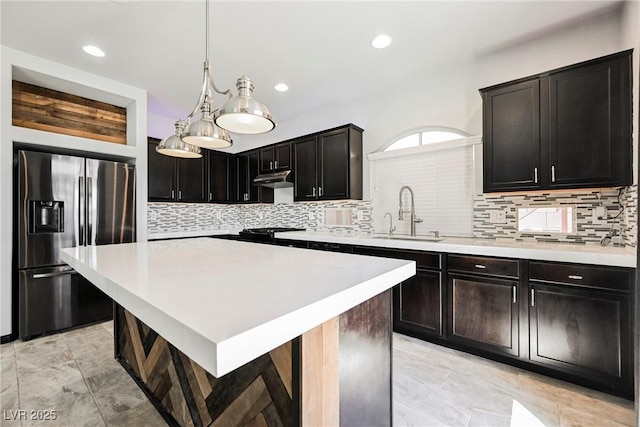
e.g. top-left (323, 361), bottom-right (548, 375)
top-left (215, 76), bottom-right (275, 134)
top-left (181, 102), bottom-right (233, 148)
top-left (157, 120), bottom-right (202, 158)
top-left (158, 0), bottom-right (274, 158)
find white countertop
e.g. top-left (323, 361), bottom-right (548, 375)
top-left (274, 231), bottom-right (637, 268)
top-left (147, 229), bottom-right (237, 240)
top-left (60, 238), bottom-right (415, 377)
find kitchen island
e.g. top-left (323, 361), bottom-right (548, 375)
top-left (61, 238), bottom-right (415, 426)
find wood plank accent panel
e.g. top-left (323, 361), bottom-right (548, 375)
top-left (300, 317), bottom-right (339, 427)
top-left (115, 305), bottom-right (295, 427)
top-left (12, 80), bottom-right (127, 144)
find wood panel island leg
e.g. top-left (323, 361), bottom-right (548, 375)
top-left (114, 290), bottom-right (392, 427)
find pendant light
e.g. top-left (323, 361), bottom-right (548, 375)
top-left (158, 0), bottom-right (275, 157)
top-left (214, 75), bottom-right (275, 134)
top-left (157, 120), bottom-right (202, 158)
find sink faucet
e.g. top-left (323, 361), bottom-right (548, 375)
top-left (384, 212), bottom-right (396, 236)
top-left (398, 185), bottom-right (423, 236)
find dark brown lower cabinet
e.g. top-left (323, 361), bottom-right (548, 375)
top-left (289, 241), bottom-right (635, 399)
top-left (447, 274), bottom-right (519, 357)
top-left (529, 283), bottom-right (632, 396)
top-left (394, 270), bottom-right (442, 337)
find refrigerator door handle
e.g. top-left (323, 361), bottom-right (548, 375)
top-left (78, 177), bottom-right (85, 246)
top-left (32, 270), bottom-right (77, 279)
top-left (87, 177), bottom-right (93, 245)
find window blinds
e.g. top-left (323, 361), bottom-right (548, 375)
top-left (371, 140), bottom-right (476, 237)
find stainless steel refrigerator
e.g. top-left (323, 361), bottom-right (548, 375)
top-left (16, 150), bottom-right (135, 339)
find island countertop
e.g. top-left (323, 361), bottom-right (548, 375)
top-left (60, 238), bottom-right (415, 377)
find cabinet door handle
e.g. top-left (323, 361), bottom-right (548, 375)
top-left (568, 275), bottom-right (583, 280)
top-left (319, 187), bottom-right (323, 197)
top-left (209, 193), bottom-right (213, 201)
top-left (171, 190), bottom-right (175, 199)
top-left (312, 187), bottom-right (316, 197)
top-left (274, 160), bottom-right (278, 169)
top-left (512, 286), bottom-right (517, 304)
top-left (534, 167), bottom-right (538, 183)
top-left (178, 190), bottom-right (182, 200)
top-left (551, 165), bottom-right (556, 182)
top-left (531, 289), bottom-right (535, 307)
top-left (270, 161), bottom-right (273, 169)
top-left (474, 264), bottom-right (486, 269)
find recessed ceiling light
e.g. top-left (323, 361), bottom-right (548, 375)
top-left (371, 34), bottom-right (392, 49)
top-left (274, 83), bottom-right (289, 92)
top-left (82, 45), bottom-right (105, 57)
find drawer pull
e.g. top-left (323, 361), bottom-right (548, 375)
top-left (531, 289), bottom-right (535, 307)
top-left (568, 275), bottom-right (583, 280)
top-left (512, 286), bottom-right (517, 304)
top-left (474, 264), bottom-right (486, 269)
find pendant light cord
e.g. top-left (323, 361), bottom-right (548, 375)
top-left (185, 0), bottom-right (231, 121)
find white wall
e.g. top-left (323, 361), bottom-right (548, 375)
top-left (0, 46), bottom-right (148, 338)
top-left (200, 4), bottom-right (630, 201)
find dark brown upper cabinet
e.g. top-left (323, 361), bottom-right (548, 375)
top-left (259, 142), bottom-right (291, 173)
top-left (207, 150), bottom-right (232, 203)
top-left (235, 150), bottom-right (273, 204)
top-left (481, 50), bottom-right (632, 193)
top-left (293, 124), bottom-right (363, 201)
top-left (148, 138), bottom-right (207, 202)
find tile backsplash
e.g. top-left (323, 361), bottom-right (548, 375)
top-left (149, 186), bottom-right (637, 247)
top-left (148, 200), bottom-right (373, 236)
top-left (473, 186), bottom-right (637, 247)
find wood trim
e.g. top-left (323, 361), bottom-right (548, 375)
top-left (300, 317), bottom-right (339, 427)
top-left (12, 80), bottom-right (127, 144)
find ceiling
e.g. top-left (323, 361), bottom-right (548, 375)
top-left (1, 0), bottom-right (623, 149)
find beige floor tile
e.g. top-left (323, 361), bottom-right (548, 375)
top-left (86, 365), bottom-right (149, 421)
top-left (104, 400), bottom-right (166, 427)
top-left (0, 343), bottom-right (15, 358)
top-left (64, 329), bottom-right (113, 359)
top-left (468, 407), bottom-right (513, 427)
top-left (14, 338), bottom-right (72, 378)
top-left (74, 352), bottom-right (121, 379)
top-left (394, 401), bottom-right (447, 427)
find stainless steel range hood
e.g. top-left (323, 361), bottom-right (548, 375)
top-left (252, 170), bottom-right (294, 188)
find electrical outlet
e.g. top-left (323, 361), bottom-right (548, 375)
top-left (592, 206), bottom-right (606, 225)
top-left (258, 212), bottom-right (264, 220)
top-left (357, 211), bottom-right (364, 221)
top-left (489, 210), bottom-right (507, 223)
top-left (150, 211), bottom-right (158, 221)
top-left (215, 210), bottom-right (221, 220)
top-left (308, 212), bottom-right (313, 221)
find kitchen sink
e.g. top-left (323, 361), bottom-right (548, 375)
top-left (372, 235), bottom-right (443, 243)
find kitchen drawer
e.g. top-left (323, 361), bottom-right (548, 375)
top-left (448, 255), bottom-right (518, 278)
top-left (529, 261), bottom-right (632, 292)
top-left (353, 246), bottom-right (441, 270)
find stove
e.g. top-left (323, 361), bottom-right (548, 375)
top-left (238, 227), bottom-right (305, 243)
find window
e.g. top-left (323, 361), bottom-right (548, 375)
top-left (370, 129), bottom-right (480, 238)
top-left (384, 127), bottom-right (469, 152)
top-left (517, 207), bottom-right (575, 234)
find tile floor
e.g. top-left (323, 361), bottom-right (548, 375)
top-left (0, 323), bottom-right (635, 426)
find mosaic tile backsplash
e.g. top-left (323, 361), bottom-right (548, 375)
top-left (148, 200), bottom-right (373, 235)
top-left (149, 186), bottom-right (637, 247)
top-left (473, 186), bottom-right (637, 247)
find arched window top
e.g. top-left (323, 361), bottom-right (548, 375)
top-left (383, 126), bottom-right (470, 152)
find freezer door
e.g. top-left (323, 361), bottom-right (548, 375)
top-left (17, 150), bottom-right (85, 268)
top-left (18, 266), bottom-right (112, 339)
top-left (86, 159), bottom-right (135, 245)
